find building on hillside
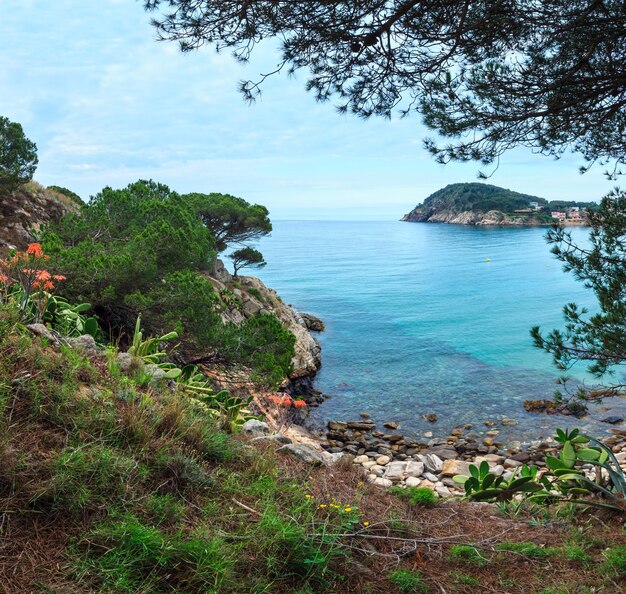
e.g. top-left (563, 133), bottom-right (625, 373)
top-left (514, 208), bottom-right (533, 213)
top-left (529, 201), bottom-right (541, 210)
top-left (551, 211), bottom-right (566, 220)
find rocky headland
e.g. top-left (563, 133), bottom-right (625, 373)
top-left (402, 182), bottom-right (593, 226)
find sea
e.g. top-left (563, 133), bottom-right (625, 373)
top-left (256, 220), bottom-right (626, 443)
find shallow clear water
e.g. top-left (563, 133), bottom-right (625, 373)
top-left (256, 221), bottom-right (626, 442)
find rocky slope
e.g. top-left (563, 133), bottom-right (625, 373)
top-left (0, 182), bottom-right (79, 250)
top-left (205, 258), bottom-right (322, 380)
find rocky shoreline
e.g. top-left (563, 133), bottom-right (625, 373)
top-left (270, 413), bottom-right (626, 499)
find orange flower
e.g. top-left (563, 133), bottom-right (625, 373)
top-left (268, 394), bottom-right (282, 405)
top-left (26, 243), bottom-right (43, 258)
top-left (0, 273), bottom-right (9, 283)
top-left (36, 270), bottom-right (52, 281)
top-left (43, 281), bottom-right (54, 291)
top-left (53, 275), bottom-right (66, 281)
top-left (293, 400), bottom-right (307, 409)
top-left (281, 395), bottom-right (293, 407)
top-left (32, 281), bottom-right (41, 288)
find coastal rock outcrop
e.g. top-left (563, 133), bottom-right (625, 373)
top-left (0, 183), bottom-right (78, 250)
top-left (202, 260), bottom-right (322, 380)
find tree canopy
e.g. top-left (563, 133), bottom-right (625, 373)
top-left (531, 189), bottom-right (626, 383)
top-left (0, 116), bottom-right (38, 194)
top-left (184, 192), bottom-right (272, 252)
top-left (144, 1), bottom-right (626, 176)
top-left (229, 246), bottom-right (267, 277)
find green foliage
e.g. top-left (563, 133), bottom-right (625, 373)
top-left (417, 183), bottom-right (548, 213)
top-left (455, 460), bottom-right (543, 502)
top-left (456, 427), bottom-right (626, 511)
top-left (72, 514), bottom-right (233, 593)
top-left (143, 2), bottom-right (626, 175)
top-left (388, 569), bottom-right (428, 592)
top-left (448, 545), bottom-right (487, 567)
top-left (390, 486), bottom-right (438, 507)
top-left (46, 179), bottom-right (216, 328)
top-left (532, 189), bottom-right (626, 392)
top-left (228, 246), bottom-right (267, 277)
top-left (0, 115), bottom-right (38, 194)
top-left (127, 274), bottom-right (294, 386)
top-left (184, 192), bottom-right (272, 252)
top-left (496, 542), bottom-right (555, 558)
top-left (601, 546), bottom-right (626, 578)
top-left (221, 313), bottom-right (296, 386)
top-left (47, 185), bottom-right (84, 205)
top-left (50, 445), bottom-right (139, 514)
top-left (42, 296), bottom-right (100, 339)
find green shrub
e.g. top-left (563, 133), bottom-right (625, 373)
top-left (389, 568), bottom-right (428, 592)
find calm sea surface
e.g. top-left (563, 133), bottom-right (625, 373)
top-left (256, 221), bottom-right (626, 442)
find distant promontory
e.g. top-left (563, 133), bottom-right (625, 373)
top-left (402, 183), bottom-right (595, 226)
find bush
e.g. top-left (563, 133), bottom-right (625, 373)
top-left (449, 545), bottom-right (487, 566)
top-left (602, 546), bottom-right (626, 578)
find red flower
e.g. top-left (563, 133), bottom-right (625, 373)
top-left (293, 400), bottom-right (307, 409)
top-left (280, 395), bottom-right (294, 407)
top-left (36, 270), bottom-right (51, 281)
top-left (43, 281), bottom-right (55, 291)
top-left (53, 275), bottom-right (66, 281)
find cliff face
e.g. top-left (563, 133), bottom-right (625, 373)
top-left (0, 183), bottom-right (79, 250)
top-left (402, 208), bottom-right (548, 226)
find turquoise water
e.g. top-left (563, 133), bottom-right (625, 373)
top-left (256, 221), bottom-right (624, 441)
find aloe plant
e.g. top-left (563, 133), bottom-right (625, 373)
top-left (127, 315), bottom-right (178, 363)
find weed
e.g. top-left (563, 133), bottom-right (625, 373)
top-left (448, 544), bottom-right (488, 566)
top-left (496, 542), bottom-right (556, 558)
top-left (390, 486), bottom-right (438, 507)
top-left (48, 445), bottom-right (139, 514)
top-left (389, 568), bottom-right (428, 592)
top-left (601, 545), bottom-right (626, 578)
top-left (451, 571), bottom-right (481, 586)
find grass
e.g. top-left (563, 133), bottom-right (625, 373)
top-left (448, 544), bottom-right (488, 567)
top-left (389, 486), bottom-right (438, 507)
top-left (496, 541), bottom-right (556, 559)
top-left (388, 569), bottom-right (428, 592)
top-left (2, 298), bottom-right (626, 593)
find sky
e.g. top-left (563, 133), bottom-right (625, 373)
top-left (0, 1), bottom-right (617, 220)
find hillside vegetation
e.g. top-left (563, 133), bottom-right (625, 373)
top-left (404, 183), bottom-right (597, 221)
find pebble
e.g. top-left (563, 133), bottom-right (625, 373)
top-left (501, 418), bottom-right (518, 426)
top-left (423, 472), bottom-right (439, 483)
top-left (376, 455), bottom-right (391, 466)
top-left (405, 476), bottom-right (421, 488)
top-left (383, 421), bottom-right (399, 429)
top-left (424, 414), bottom-right (438, 423)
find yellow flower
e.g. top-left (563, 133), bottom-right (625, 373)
top-left (319, 504), bottom-right (327, 509)
top-left (344, 507), bottom-right (352, 512)
top-left (305, 494), bottom-right (313, 499)
top-left (363, 521), bottom-right (369, 526)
